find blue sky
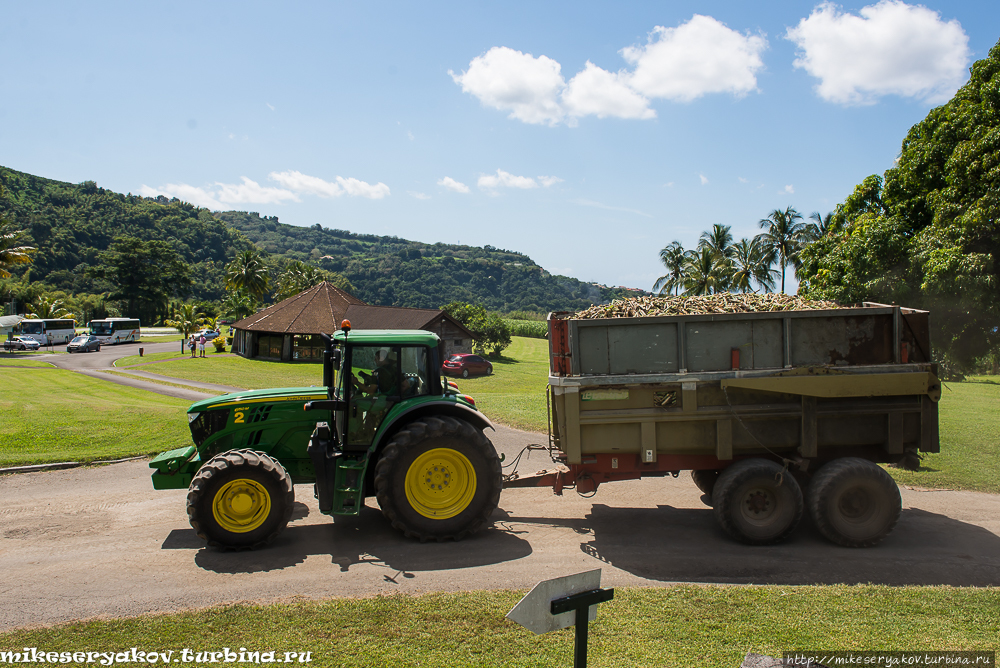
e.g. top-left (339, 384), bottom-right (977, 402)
top-left (2, 1), bottom-right (997, 292)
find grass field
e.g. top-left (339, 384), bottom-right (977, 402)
top-left (0, 368), bottom-right (190, 466)
top-left (1, 586), bottom-right (996, 666)
top-left (116, 354), bottom-right (324, 389)
top-left (0, 358), bottom-right (55, 368)
top-left (450, 337), bottom-right (549, 432)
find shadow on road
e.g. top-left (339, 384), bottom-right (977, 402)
top-left (569, 504), bottom-right (1000, 586)
top-left (162, 505), bottom-right (533, 577)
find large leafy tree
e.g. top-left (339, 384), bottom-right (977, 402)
top-left (653, 241), bottom-right (686, 296)
top-left (682, 247), bottom-right (727, 296)
top-left (225, 248), bottom-right (271, 301)
top-left (28, 296), bottom-right (74, 320)
top-left (275, 260), bottom-right (356, 302)
top-left (758, 206), bottom-right (806, 293)
top-left (798, 40), bottom-right (1000, 366)
top-left (92, 236), bottom-right (191, 325)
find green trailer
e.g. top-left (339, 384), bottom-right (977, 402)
top-left (150, 326), bottom-right (501, 549)
top-left (506, 302), bottom-right (940, 547)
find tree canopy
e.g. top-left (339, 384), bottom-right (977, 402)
top-left (798, 40), bottom-right (1000, 366)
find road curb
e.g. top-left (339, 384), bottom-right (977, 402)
top-left (0, 456), bottom-right (148, 475)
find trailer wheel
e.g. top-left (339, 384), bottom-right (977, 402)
top-left (691, 470), bottom-right (720, 495)
top-left (712, 459), bottom-right (803, 545)
top-left (374, 417), bottom-right (501, 541)
top-left (186, 449), bottom-right (294, 550)
top-left (808, 458), bottom-right (901, 547)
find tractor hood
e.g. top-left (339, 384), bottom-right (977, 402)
top-left (187, 386), bottom-right (330, 414)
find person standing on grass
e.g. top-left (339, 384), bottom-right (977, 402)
top-left (198, 333), bottom-right (207, 358)
top-left (189, 335), bottom-right (196, 357)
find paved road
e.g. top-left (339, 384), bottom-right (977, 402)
top-left (2, 342), bottom-right (999, 631)
top-left (2, 454), bottom-right (999, 631)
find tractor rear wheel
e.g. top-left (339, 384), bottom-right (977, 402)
top-left (712, 458), bottom-right (803, 545)
top-left (808, 458), bottom-right (901, 547)
top-left (186, 449), bottom-right (294, 550)
top-left (374, 417), bottom-right (501, 541)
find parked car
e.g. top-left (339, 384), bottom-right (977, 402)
top-left (194, 329), bottom-right (221, 341)
top-left (441, 353), bottom-right (493, 378)
top-left (2, 336), bottom-right (41, 351)
top-left (67, 335), bottom-right (102, 353)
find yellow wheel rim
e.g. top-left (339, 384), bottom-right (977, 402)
top-left (405, 448), bottom-right (477, 520)
top-left (212, 478), bottom-right (271, 533)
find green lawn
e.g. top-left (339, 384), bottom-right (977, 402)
top-left (890, 378), bottom-right (1000, 493)
top-left (451, 337), bottom-right (549, 432)
top-left (1, 586), bottom-right (996, 667)
top-left (117, 354), bottom-right (324, 389)
top-left (0, 358), bottom-right (56, 368)
top-left (0, 368), bottom-right (191, 466)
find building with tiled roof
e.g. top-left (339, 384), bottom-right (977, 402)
top-left (230, 282), bottom-right (474, 361)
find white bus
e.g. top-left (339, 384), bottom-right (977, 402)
top-left (17, 318), bottom-right (77, 345)
top-left (88, 318), bottom-right (141, 344)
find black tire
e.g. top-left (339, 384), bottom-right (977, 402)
top-left (691, 469), bottom-right (720, 496)
top-left (808, 457), bottom-right (901, 547)
top-left (374, 417), bottom-right (501, 542)
top-left (186, 449), bottom-right (294, 550)
top-left (712, 458), bottom-right (803, 545)
top-left (462, 369), bottom-right (470, 378)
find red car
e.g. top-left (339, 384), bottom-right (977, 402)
top-left (441, 353), bottom-right (493, 378)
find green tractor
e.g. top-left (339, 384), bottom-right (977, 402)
top-left (149, 327), bottom-right (502, 549)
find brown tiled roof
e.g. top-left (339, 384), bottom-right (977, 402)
top-left (345, 304), bottom-right (475, 339)
top-left (233, 282), bottom-right (476, 339)
top-left (233, 282), bottom-right (365, 334)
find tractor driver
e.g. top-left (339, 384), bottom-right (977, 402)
top-left (354, 347), bottom-right (412, 398)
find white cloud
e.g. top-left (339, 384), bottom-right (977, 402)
top-left (563, 62), bottom-right (654, 120)
top-left (407, 131), bottom-right (415, 141)
top-left (408, 191), bottom-right (431, 200)
top-left (266, 102), bottom-right (275, 111)
top-left (139, 184), bottom-right (224, 210)
top-left (786, 1), bottom-right (970, 105)
top-left (215, 177), bottom-right (299, 205)
top-left (623, 16), bottom-right (767, 102)
top-left (478, 169), bottom-right (539, 190)
top-left (140, 178), bottom-right (298, 209)
top-left (269, 170), bottom-right (391, 199)
top-left (336, 176), bottom-right (391, 199)
top-left (699, 174), bottom-right (709, 185)
top-left (452, 16), bottom-right (766, 126)
top-left (538, 175), bottom-right (564, 187)
top-left (438, 176), bottom-right (470, 193)
top-left (269, 170), bottom-right (343, 198)
top-left (450, 46), bottom-right (566, 125)
top-left (783, 184), bottom-right (795, 194)
top-left (738, 176), bottom-right (749, 183)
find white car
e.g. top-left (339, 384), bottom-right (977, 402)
top-left (193, 330), bottom-right (221, 341)
top-left (3, 336), bottom-right (41, 351)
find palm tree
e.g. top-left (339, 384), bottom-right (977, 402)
top-left (803, 211), bottom-right (834, 243)
top-left (757, 207), bottom-right (807, 293)
top-left (653, 241), bottom-right (686, 296)
top-left (698, 224), bottom-right (735, 260)
top-left (276, 260), bottom-right (328, 301)
top-left (225, 249), bottom-right (271, 301)
top-left (164, 303), bottom-right (208, 353)
top-left (28, 297), bottom-right (74, 320)
top-left (730, 237), bottom-right (777, 293)
top-left (0, 218), bottom-right (35, 279)
top-left (221, 289), bottom-right (259, 322)
top-left (683, 247), bottom-right (727, 295)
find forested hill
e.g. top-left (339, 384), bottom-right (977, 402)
top-left (0, 165), bottom-right (638, 313)
top-left (217, 211), bottom-right (635, 311)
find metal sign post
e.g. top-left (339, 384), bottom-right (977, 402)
top-left (506, 570), bottom-right (615, 668)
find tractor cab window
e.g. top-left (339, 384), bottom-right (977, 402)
top-left (346, 345), bottom-right (431, 447)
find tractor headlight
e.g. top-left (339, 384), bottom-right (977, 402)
top-left (188, 412), bottom-right (201, 424)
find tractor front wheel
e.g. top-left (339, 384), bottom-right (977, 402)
top-left (374, 417), bottom-right (501, 541)
top-left (186, 449), bottom-right (294, 550)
